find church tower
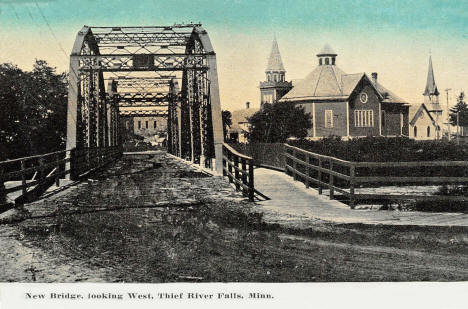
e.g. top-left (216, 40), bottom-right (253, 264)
top-left (423, 56), bottom-right (443, 133)
top-left (259, 37), bottom-right (292, 108)
top-left (423, 56), bottom-right (442, 112)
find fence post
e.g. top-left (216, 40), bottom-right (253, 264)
top-left (227, 152), bottom-right (233, 183)
top-left (349, 164), bottom-right (356, 209)
top-left (248, 160), bottom-right (254, 201)
top-left (55, 153), bottom-right (61, 187)
top-left (38, 157), bottom-right (45, 195)
top-left (292, 149), bottom-right (297, 181)
top-left (222, 146), bottom-right (227, 177)
top-left (318, 158), bottom-right (323, 195)
top-left (70, 148), bottom-right (79, 181)
top-left (329, 159), bottom-right (334, 200)
top-left (0, 165), bottom-right (6, 205)
top-left (241, 158), bottom-right (247, 195)
top-left (21, 160), bottom-right (27, 195)
top-left (234, 155), bottom-right (240, 190)
top-left (305, 154), bottom-right (310, 188)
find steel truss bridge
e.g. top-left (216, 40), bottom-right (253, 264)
top-left (66, 24), bottom-right (224, 173)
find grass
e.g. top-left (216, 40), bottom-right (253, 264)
top-left (19, 199), bottom-right (468, 282)
top-left (15, 153), bottom-right (468, 282)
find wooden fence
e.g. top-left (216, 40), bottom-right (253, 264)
top-left (222, 143), bottom-right (255, 201)
top-left (284, 144), bottom-right (468, 208)
top-left (0, 146), bottom-right (121, 207)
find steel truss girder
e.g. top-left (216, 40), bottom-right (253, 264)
top-left (119, 110), bottom-right (168, 117)
top-left (74, 54), bottom-right (208, 72)
top-left (66, 24), bottom-right (224, 175)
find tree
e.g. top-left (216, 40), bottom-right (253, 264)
top-left (0, 60), bottom-right (68, 160)
top-left (247, 101), bottom-right (312, 143)
top-left (449, 91), bottom-right (468, 128)
top-left (222, 110), bottom-right (232, 141)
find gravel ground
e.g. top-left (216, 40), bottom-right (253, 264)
top-left (0, 151), bottom-right (467, 282)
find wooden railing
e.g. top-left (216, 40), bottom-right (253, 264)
top-left (284, 144), bottom-right (468, 208)
top-left (0, 146), bottom-right (121, 207)
top-left (222, 143), bottom-right (255, 201)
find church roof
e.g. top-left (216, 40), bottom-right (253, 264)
top-left (280, 64), bottom-right (349, 100)
top-left (409, 103), bottom-right (438, 128)
top-left (280, 65), bottom-right (408, 104)
top-left (317, 43), bottom-right (337, 56)
top-left (266, 38), bottom-right (285, 72)
top-left (374, 82), bottom-right (408, 104)
top-left (423, 56), bottom-right (439, 96)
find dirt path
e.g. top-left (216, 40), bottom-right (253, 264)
top-left (0, 151), bottom-right (467, 282)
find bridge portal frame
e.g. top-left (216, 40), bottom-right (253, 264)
top-left (66, 25), bottom-right (224, 175)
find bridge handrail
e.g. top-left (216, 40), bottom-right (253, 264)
top-left (284, 143), bottom-right (468, 209)
top-left (0, 146), bottom-right (122, 207)
top-left (222, 143), bottom-right (254, 201)
top-left (0, 149), bottom-right (71, 165)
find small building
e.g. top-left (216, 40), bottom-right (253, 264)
top-left (280, 44), bottom-right (410, 139)
top-left (122, 116), bottom-right (167, 144)
top-left (409, 104), bottom-right (440, 140)
top-left (228, 102), bottom-right (259, 143)
top-left (409, 56), bottom-right (443, 140)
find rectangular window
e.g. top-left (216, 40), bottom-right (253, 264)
top-left (263, 94), bottom-right (273, 104)
top-left (325, 110), bottom-right (333, 128)
top-left (138, 121), bottom-right (141, 129)
top-left (354, 110), bottom-right (374, 127)
top-left (154, 121), bottom-right (157, 129)
top-left (145, 121), bottom-right (148, 129)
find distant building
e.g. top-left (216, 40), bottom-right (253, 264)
top-left (409, 56), bottom-right (443, 140)
top-left (228, 102), bottom-right (259, 143)
top-left (259, 38), bottom-right (293, 107)
top-left (280, 44), bottom-right (410, 139)
top-left (122, 116), bottom-right (167, 144)
top-left (409, 104), bottom-right (440, 140)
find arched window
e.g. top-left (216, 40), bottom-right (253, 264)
top-left (325, 57), bottom-right (330, 65)
top-left (319, 58), bottom-right (323, 65)
top-left (427, 126), bottom-right (431, 137)
top-left (414, 126), bottom-right (417, 137)
top-left (267, 74), bottom-right (271, 82)
top-left (332, 57), bottom-right (336, 65)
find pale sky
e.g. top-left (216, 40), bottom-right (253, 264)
top-left (0, 0), bottom-right (466, 112)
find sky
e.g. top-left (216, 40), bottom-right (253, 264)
top-left (0, 0), bottom-right (466, 111)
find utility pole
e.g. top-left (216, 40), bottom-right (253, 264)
top-left (457, 108), bottom-right (460, 145)
top-left (445, 88), bottom-right (451, 140)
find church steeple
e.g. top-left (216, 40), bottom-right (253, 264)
top-left (423, 55), bottom-right (440, 106)
top-left (265, 37), bottom-right (286, 82)
top-left (259, 37), bottom-right (292, 108)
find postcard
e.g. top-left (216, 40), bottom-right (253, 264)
top-left (0, 0), bottom-right (467, 308)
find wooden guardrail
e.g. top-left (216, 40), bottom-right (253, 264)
top-left (222, 143), bottom-right (255, 201)
top-left (0, 146), bottom-right (121, 207)
top-left (284, 144), bottom-right (468, 208)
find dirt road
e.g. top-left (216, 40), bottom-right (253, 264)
top-left (1, 152), bottom-right (467, 282)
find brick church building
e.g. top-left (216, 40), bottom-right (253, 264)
top-left (263, 43), bottom-right (410, 139)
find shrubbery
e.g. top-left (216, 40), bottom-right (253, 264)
top-left (288, 136), bottom-right (468, 162)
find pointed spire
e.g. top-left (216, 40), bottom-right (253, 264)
top-left (266, 37), bottom-right (285, 72)
top-left (423, 56), bottom-right (439, 96)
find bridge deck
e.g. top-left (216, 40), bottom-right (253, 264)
top-left (254, 168), bottom-right (468, 227)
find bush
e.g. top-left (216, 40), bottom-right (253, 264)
top-left (288, 136), bottom-right (468, 162)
